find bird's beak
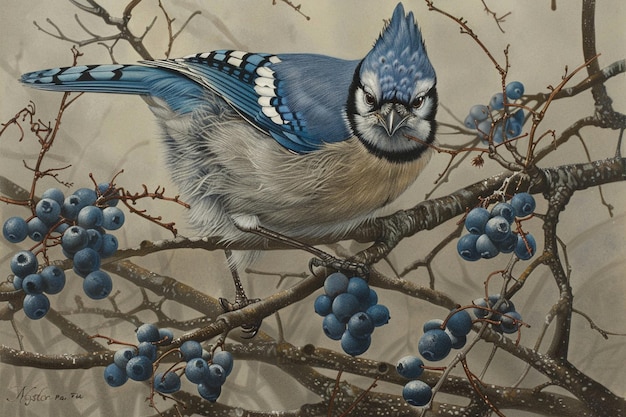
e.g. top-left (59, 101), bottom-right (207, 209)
top-left (380, 105), bottom-right (410, 137)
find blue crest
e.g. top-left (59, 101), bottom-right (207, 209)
top-left (361, 3), bottom-right (435, 103)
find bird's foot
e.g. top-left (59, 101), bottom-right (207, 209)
top-left (309, 254), bottom-right (370, 278)
top-left (219, 295), bottom-right (262, 339)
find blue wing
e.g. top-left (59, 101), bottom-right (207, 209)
top-left (20, 50), bottom-right (359, 154)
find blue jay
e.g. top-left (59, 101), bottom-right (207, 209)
top-left (21, 3), bottom-right (437, 328)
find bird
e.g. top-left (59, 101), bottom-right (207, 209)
top-left (20, 2), bottom-right (437, 331)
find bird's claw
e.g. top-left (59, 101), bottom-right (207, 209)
top-left (309, 255), bottom-right (370, 278)
top-left (219, 296), bottom-right (262, 339)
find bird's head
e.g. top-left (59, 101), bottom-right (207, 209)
top-left (347, 2), bottom-right (437, 163)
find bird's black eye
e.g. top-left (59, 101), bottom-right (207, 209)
top-left (411, 96), bottom-right (425, 110)
top-left (364, 91), bottom-right (376, 107)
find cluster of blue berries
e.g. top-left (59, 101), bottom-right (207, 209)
top-left (457, 192), bottom-right (537, 261)
top-left (103, 323), bottom-right (234, 402)
top-left (3, 185), bottom-right (125, 319)
top-left (472, 295), bottom-right (523, 334)
top-left (396, 308), bottom-right (473, 406)
top-left (314, 272), bottom-right (390, 356)
top-left (464, 81), bottom-right (525, 144)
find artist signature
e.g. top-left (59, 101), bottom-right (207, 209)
top-left (6, 385), bottom-right (84, 406)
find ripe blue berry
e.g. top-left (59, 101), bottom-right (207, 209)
top-left (41, 188), bottom-right (65, 205)
top-left (341, 331), bottom-right (371, 356)
top-left (22, 274), bottom-right (45, 294)
top-left (347, 277), bottom-right (370, 302)
top-left (62, 226), bottom-right (89, 253)
top-left (396, 355), bottom-right (424, 379)
top-left (332, 293), bottom-right (360, 323)
top-left (104, 363), bottom-right (128, 387)
top-left (99, 234), bottom-right (118, 257)
top-left (137, 323), bottom-right (161, 343)
top-left (77, 205), bottom-right (104, 229)
top-left (469, 104), bottom-right (490, 121)
top-left (496, 232), bottom-right (518, 254)
top-left (35, 198), bottom-right (61, 225)
top-left (154, 371), bottom-right (181, 394)
top-left (513, 109), bottom-right (525, 124)
top-left (158, 328), bottom-right (174, 344)
top-left (197, 383), bottom-right (221, 402)
top-left (12, 275), bottom-right (23, 290)
top-left (505, 118), bottom-right (522, 138)
top-left (490, 202), bottom-right (516, 224)
top-left (102, 207), bottom-right (125, 230)
top-left (366, 304), bottom-right (390, 327)
top-left (418, 329), bottom-right (452, 362)
top-left (472, 298), bottom-right (490, 318)
top-left (212, 351), bottom-right (234, 377)
top-left (402, 380), bottom-right (432, 406)
top-left (62, 195), bottom-right (82, 220)
top-left (457, 234), bottom-right (480, 261)
top-left (314, 294), bottom-right (332, 316)
top-left (138, 341), bottom-right (157, 362)
top-left (73, 247), bottom-right (101, 276)
top-left (27, 217), bottom-right (49, 241)
top-left (126, 355), bottom-right (153, 381)
top-left (446, 309), bottom-right (473, 337)
top-left (323, 272), bottom-right (349, 298)
top-left (40, 265), bottom-right (66, 294)
top-left (322, 314), bottom-right (346, 340)
top-left (185, 358), bottom-right (210, 384)
top-left (505, 81), bottom-right (525, 100)
top-left (447, 331), bottom-right (467, 349)
top-left (422, 319), bottom-right (443, 333)
top-left (465, 207), bottom-right (490, 234)
top-left (499, 311), bottom-right (523, 334)
top-left (515, 233), bottom-right (537, 260)
top-left (97, 183), bottom-right (120, 207)
top-left (83, 270), bottom-right (112, 299)
top-left (511, 192), bottom-right (536, 217)
top-left (180, 340), bottom-right (203, 361)
top-left (484, 216), bottom-right (512, 242)
top-left (114, 347), bottom-right (136, 369)
top-left (3, 217), bottom-right (28, 243)
top-left (86, 229), bottom-right (103, 251)
top-left (347, 312), bottom-right (375, 339)
top-left (11, 250), bottom-right (38, 277)
top-left (464, 114), bottom-right (478, 130)
top-left (490, 92), bottom-right (505, 110)
top-left (74, 188), bottom-right (98, 207)
top-left (477, 119), bottom-right (492, 140)
top-left (205, 363), bottom-right (227, 387)
top-left (476, 234), bottom-right (499, 259)
top-left (23, 293), bottom-right (50, 319)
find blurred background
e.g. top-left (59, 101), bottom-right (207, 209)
top-left (1, 1), bottom-right (624, 416)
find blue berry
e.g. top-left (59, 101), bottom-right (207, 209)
top-left (97, 183), bottom-right (120, 207)
top-left (62, 195), bottom-right (82, 220)
top-left (490, 92), bottom-right (505, 110)
top-left (322, 314), bottom-right (346, 340)
top-left (457, 234), bottom-right (480, 261)
top-left (505, 81), bottom-right (525, 100)
top-left (323, 272), bottom-right (349, 298)
top-left (205, 363), bottom-right (227, 387)
top-left (347, 277), bottom-right (370, 302)
top-left (496, 232), bottom-right (518, 254)
top-left (158, 328), bottom-right (174, 344)
top-left (86, 229), bottom-right (103, 251)
top-left (446, 309), bottom-right (473, 337)
top-left (396, 355), bottom-right (424, 379)
top-left (83, 270), bottom-right (112, 299)
top-left (476, 234), bottom-right (499, 259)
top-left (366, 304), bottom-right (390, 327)
top-left (73, 247), bottom-right (101, 276)
top-left (3, 217), bottom-right (28, 243)
top-left (332, 293), bottom-right (360, 323)
top-left (511, 192), bottom-right (536, 217)
top-left (138, 341), bottom-right (157, 362)
top-left (23, 293), bottom-right (50, 319)
top-left (22, 274), bottom-right (45, 294)
top-left (62, 226), bottom-right (89, 253)
top-left (154, 371), bottom-right (181, 394)
top-left (464, 114), bottom-right (478, 130)
top-left (99, 234), bottom-right (118, 257)
top-left (505, 118), bottom-right (522, 138)
top-left (490, 202), bottom-right (516, 224)
top-left (422, 318), bottom-right (443, 333)
top-left (484, 216), bottom-right (512, 242)
top-left (41, 188), bottom-right (65, 206)
top-left (515, 233), bottom-right (536, 260)
top-left (74, 188), bottom-right (98, 207)
top-left (104, 363), bottom-right (128, 387)
top-left (499, 311), bottom-right (523, 334)
top-left (27, 217), bottom-right (49, 241)
top-left (469, 104), bottom-right (490, 121)
top-left (477, 119), bottom-right (492, 139)
top-left (137, 323), bottom-right (160, 343)
top-left (402, 380), bottom-right (432, 406)
top-left (418, 329), bottom-right (452, 361)
top-left (126, 355), bottom-right (153, 381)
top-left (114, 347), bottom-right (136, 369)
top-left (347, 312), bottom-right (375, 339)
top-left (314, 294), bottom-right (332, 316)
top-left (197, 383), bottom-right (221, 402)
top-left (447, 331), bottom-right (467, 349)
top-left (472, 298), bottom-right (490, 318)
top-left (11, 250), bottom-right (38, 277)
top-left (180, 340), bottom-right (203, 361)
top-left (35, 198), bottom-right (61, 225)
top-left (12, 275), bottom-right (23, 290)
top-left (77, 205), bottom-right (104, 229)
top-left (341, 331), bottom-right (371, 356)
top-left (513, 109), bottom-right (525, 124)
top-left (102, 207), bottom-right (125, 230)
top-left (212, 351), bottom-right (234, 377)
top-left (40, 266), bottom-right (66, 295)
top-left (185, 358), bottom-right (210, 384)
top-left (465, 207), bottom-right (490, 234)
